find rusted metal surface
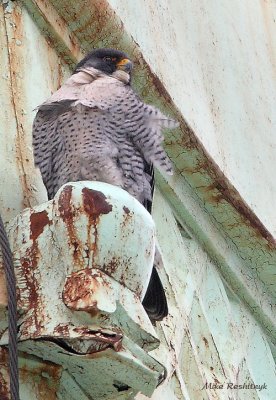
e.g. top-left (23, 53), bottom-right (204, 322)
top-left (4, 182), bottom-right (157, 338)
top-left (0, 1), bottom-right (72, 224)
top-left (108, 0), bottom-right (276, 233)
top-left (0, 348), bottom-right (10, 400)
top-left (0, 181), bottom-right (164, 398)
top-left (0, 0), bottom-right (276, 399)
top-left (19, 356), bottom-right (62, 400)
top-left (142, 190), bottom-right (276, 399)
top-left (18, 0), bottom-right (276, 304)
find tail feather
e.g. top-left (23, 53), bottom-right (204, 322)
top-left (142, 266), bottom-right (168, 321)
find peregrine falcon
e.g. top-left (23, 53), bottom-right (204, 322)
top-left (32, 48), bottom-right (178, 320)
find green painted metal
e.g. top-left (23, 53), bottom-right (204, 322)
top-left (0, 0), bottom-right (276, 399)
top-left (21, 0), bottom-right (276, 307)
top-left (1, 181), bottom-right (165, 398)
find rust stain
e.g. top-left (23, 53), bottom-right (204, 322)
top-left (209, 177), bottom-right (276, 247)
top-left (53, 323), bottom-right (70, 336)
top-left (123, 206), bottom-right (130, 214)
top-left (32, 0), bottom-right (82, 68)
top-left (101, 256), bottom-right (139, 295)
top-left (0, 348), bottom-right (9, 400)
top-left (19, 211), bottom-right (50, 337)
top-left (202, 337), bottom-right (209, 347)
top-left (63, 268), bottom-right (99, 311)
top-left (121, 205), bottom-right (133, 229)
top-left (3, 3), bottom-right (38, 209)
top-left (82, 188), bottom-right (113, 216)
top-left (20, 358), bottom-right (62, 400)
top-left (30, 210), bottom-right (50, 241)
top-left (57, 61), bottom-right (63, 88)
top-left (58, 184), bottom-right (74, 222)
top-left (58, 185), bottom-right (83, 265)
top-left (0, 269), bottom-right (8, 306)
top-left (19, 241), bottom-right (44, 336)
top-left (102, 257), bottom-right (120, 276)
top-left (82, 187), bottom-right (112, 264)
top-left (72, 326), bottom-right (123, 353)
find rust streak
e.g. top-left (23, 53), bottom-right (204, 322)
top-left (0, 348), bottom-right (9, 400)
top-left (3, 4), bottom-right (33, 208)
top-left (19, 239), bottom-right (45, 336)
top-left (58, 185), bottom-right (74, 222)
top-left (58, 185), bottom-right (83, 265)
top-left (82, 188), bottom-right (112, 263)
top-left (212, 178), bottom-right (276, 246)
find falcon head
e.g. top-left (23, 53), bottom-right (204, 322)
top-left (74, 48), bottom-right (133, 76)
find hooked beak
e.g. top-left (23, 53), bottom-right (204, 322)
top-left (116, 58), bottom-right (133, 73)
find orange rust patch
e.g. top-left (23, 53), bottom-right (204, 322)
top-left (63, 268), bottom-right (99, 311)
top-left (82, 188), bottom-right (112, 216)
top-left (30, 210), bottom-right (50, 241)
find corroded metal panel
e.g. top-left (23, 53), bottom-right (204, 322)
top-left (0, 0), bottom-right (71, 223)
top-left (108, 0), bottom-right (276, 236)
top-left (1, 182), bottom-right (165, 398)
top-left (21, 0), bottom-right (276, 307)
top-left (0, 0), bottom-right (276, 399)
top-left (140, 190), bottom-right (276, 400)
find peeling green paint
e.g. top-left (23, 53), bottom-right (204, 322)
top-left (0, 0), bottom-right (276, 399)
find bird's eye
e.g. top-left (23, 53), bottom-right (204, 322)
top-left (103, 56), bottom-right (117, 62)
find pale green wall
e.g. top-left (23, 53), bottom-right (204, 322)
top-left (0, 1), bottom-right (275, 399)
top-left (109, 0), bottom-right (276, 237)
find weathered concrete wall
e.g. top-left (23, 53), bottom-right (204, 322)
top-left (108, 0), bottom-right (276, 236)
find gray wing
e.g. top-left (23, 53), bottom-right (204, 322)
top-left (33, 100), bottom-right (77, 199)
top-left (115, 89), bottom-right (178, 202)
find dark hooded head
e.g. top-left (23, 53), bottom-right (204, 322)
top-left (74, 48), bottom-right (133, 76)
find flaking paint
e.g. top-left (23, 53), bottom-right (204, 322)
top-left (0, 0), bottom-right (276, 399)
